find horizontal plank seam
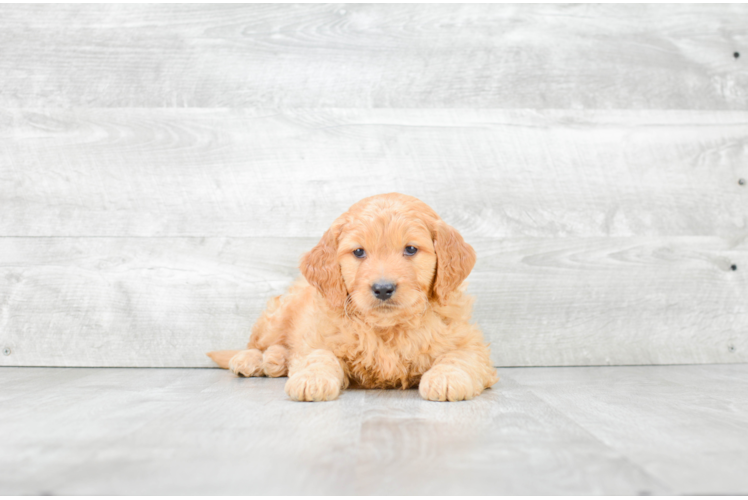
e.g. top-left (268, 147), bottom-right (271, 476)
top-left (3, 363), bottom-right (748, 370)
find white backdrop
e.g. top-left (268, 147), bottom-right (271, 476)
top-left (1, 4), bottom-right (746, 367)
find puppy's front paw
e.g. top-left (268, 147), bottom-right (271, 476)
top-left (262, 345), bottom-right (288, 377)
top-left (285, 369), bottom-right (342, 402)
top-left (228, 349), bottom-right (264, 377)
top-left (419, 364), bottom-right (476, 402)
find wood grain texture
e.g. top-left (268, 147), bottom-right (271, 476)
top-left (2, 109), bottom-right (747, 238)
top-left (1, 236), bottom-right (745, 368)
top-left (354, 386), bottom-right (668, 495)
top-left (508, 365), bottom-right (748, 494)
top-left (2, 365), bottom-right (748, 494)
top-left (0, 368), bottom-right (366, 495)
top-left (0, 4), bottom-right (746, 108)
top-left (1, 4), bottom-right (746, 371)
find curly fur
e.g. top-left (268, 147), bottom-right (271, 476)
top-left (207, 193), bottom-right (498, 402)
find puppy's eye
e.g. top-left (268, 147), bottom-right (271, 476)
top-left (353, 248), bottom-right (366, 258)
top-left (404, 246), bottom-right (418, 256)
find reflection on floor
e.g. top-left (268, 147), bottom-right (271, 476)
top-left (1, 364), bottom-right (747, 495)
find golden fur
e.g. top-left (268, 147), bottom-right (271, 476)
top-left (207, 193), bottom-right (498, 402)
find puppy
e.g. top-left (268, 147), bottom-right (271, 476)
top-left (208, 193), bottom-right (498, 402)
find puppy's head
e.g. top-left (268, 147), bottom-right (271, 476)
top-left (300, 193), bottom-right (475, 322)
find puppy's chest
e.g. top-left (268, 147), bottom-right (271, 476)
top-left (331, 327), bottom-right (435, 389)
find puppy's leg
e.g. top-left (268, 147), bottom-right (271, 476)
top-left (262, 344), bottom-right (289, 377)
top-left (285, 349), bottom-right (348, 402)
top-left (228, 349), bottom-right (264, 377)
top-left (419, 348), bottom-right (498, 402)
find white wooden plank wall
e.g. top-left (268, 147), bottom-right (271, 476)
top-left (0, 4), bottom-right (746, 108)
top-left (0, 4), bottom-right (746, 367)
top-left (2, 109), bottom-right (747, 238)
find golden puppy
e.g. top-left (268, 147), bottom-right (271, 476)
top-left (208, 193), bottom-right (498, 402)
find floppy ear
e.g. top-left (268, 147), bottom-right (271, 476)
top-left (300, 225), bottom-right (348, 310)
top-left (431, 220), bottom-right (477, 305)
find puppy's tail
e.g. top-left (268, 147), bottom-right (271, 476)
top-left (206, 350), bottom-right (241, 369)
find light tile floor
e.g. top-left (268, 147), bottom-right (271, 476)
top-left (1, 364), bottom-right (747, 495)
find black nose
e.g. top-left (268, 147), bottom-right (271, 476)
top-left (371, 281), bottom-right (397, 301)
